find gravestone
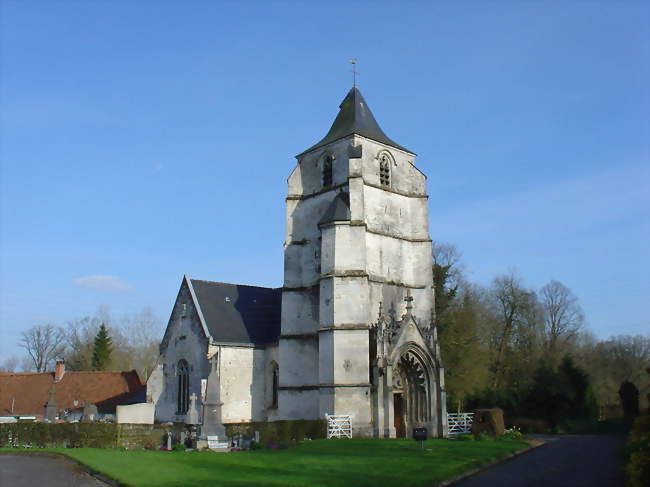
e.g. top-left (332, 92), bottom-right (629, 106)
top-left (82, 403), bottom-right (98, 422)
top-left (199, 354), bottom-right (226, 449)
top-left (185, 393), bottom-right (199, 425)
top-left (44, 387), bottom-right (57, 421)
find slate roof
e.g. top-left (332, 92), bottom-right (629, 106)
top-left (0, 370), bottom-right (144, 417)
top-left (189, 279), bottom-right (282, 345)
top-left (319, 192), bottom-right (351, 225)
top-left (300, 87), bottom-right (411, 156)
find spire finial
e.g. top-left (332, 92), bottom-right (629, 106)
top-left (349, 58), bottom-right (358, 87)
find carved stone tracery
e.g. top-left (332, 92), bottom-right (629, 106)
top-left (370, 291), bottom-right (443, 437)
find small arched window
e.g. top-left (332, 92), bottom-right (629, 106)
top-left (271, 362), bottom-right (279, 409)
top-left (379, 153), bottom-right (391, 187)
top-left (322, 155), bottom-right (333, 188)
top-left (177, 359), bottom-right (190, 414)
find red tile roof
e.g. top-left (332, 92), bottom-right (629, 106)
top-left (0, 370), bottom-right (144, 417)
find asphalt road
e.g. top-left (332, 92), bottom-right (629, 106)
top-left (454, 435), bottom-right (626, 487)
top-left (0, 454), bottom-right (107, 487)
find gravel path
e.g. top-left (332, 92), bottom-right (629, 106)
top-left (0, 454), bottom-right (108, 487)
top-left (454, 435), bottom-right (626, 487)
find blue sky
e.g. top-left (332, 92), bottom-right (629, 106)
top-left (1, 1), bottom-right (648, 362)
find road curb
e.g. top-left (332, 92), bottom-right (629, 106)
top-left (435, 441), bottom-right (546, 487)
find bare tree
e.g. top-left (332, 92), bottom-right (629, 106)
top-left (0, 355), bottom-right (19, 372)
top-left (541, 280), bottom-right (584, 356)
top-left (487, 271), bottom-right (537, 388)
top-left (19, 324), bottom-right (66, 372)
top-left (601, 335), bottom-right (650, 384)
top-left (65, 316), bottom-right (102, 371)
top-left (64, 306), bottom-right (162, 379)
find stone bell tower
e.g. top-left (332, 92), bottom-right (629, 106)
top-left (278, 87), bottom-right (446, 437)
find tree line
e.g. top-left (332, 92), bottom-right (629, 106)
top-left (432, 242), bottom-right (650, 424)
top-left (2, 306), bottom-right (162, 381)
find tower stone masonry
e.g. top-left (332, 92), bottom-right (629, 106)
top-left (278, 87), bottom-right (447, 437)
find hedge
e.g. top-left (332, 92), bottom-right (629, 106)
top-left (625, 415), bottom-right (650, 487)
top-left (0, 420), bottom-right (326, 449)
top-left (226, 419), bottom-right (327, 444)
top-left (0, 423), bottom-right (180, 450)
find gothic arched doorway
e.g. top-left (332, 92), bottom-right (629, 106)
top-left (393, 348), bottom-right (431, 437)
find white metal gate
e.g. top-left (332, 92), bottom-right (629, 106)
top-left (326, 414), bottom-right (352, 439)
top-left (447, 412), bottom-right (473, 437)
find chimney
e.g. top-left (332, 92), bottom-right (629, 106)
top-left (54, 359), bottom-right (66, 383)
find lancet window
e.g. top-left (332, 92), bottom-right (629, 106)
top-left (177, 359), bottom-right (190, 414)
top-left (271, 362), bottom-right (279, 408)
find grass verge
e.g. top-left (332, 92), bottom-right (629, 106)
top-left (1, 437), bottom-right (529, 487)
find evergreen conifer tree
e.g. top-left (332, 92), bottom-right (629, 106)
top-left (92, 323), bottom-right (113, 370)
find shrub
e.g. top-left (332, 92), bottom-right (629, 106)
top-left (625, 415), bottom-right (650, 487)
top-left (225, 419), bottom-right (326, 445)
top-left (507, 417), bottom-right (551, 434)
top-left (501, 427), bottom-right (525, 441)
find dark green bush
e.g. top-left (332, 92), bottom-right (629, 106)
top-left (625, 415), bottom-right (650, 487)
top-left (0, 423), bottom-right (171, 450)
top-left (225, 419), bottom-right (326, 445)
top-left (507, 417), bottom-right (551, 434)
top-left (467, 356), bottom-right (598, 430)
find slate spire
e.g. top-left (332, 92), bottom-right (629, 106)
top-left (301, 87), bottom-right (411, 155)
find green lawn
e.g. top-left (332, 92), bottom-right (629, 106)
top-left (2, 438), bottom-right (528, 487)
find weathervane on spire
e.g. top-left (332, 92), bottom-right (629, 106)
top-left (349, 58), bottom-right (358, 87)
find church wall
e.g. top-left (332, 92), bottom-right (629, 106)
top-left (331, 330), bottom-right (370, 384)
top-left (355, 137), bottom-right (425, 195)
top-left (264, 344), bottom-right (281, 422)
top-left (365, 233), bottom-right (433, 288)
top-left (320, 223), bottom-right (367, 274)
top-left (154, 281), bottom-right (210, 423)
top-left (219, 346), bottom-right (267, 423)
top-left (279, 390), bottom-right (319, 420)
top-left (278, 338), bottom-right (319, 387)
top-left (363, 186), bottom-right (429, 241)
top-left (279, 288), bottom-right (319, 335)
top-left (367, 282), bottom-right (435, 332)
top-left (290, 140), bottom-right (350, 196)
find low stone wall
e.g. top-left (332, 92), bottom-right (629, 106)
top-left (116, 403), bottom-right (155, 424)
top-left (0, 423), bottom-right (183, 450)
top-left (226, 419), bottom-right (327, 444)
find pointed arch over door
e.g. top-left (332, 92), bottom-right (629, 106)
top-left (390, 341), bottom-right (439, 437)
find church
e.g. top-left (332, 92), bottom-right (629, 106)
top-left (147, 86), bottom-right (448, 438)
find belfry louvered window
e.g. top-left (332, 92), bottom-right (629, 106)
top-left (177, 359), bottom-right (190, 414)
top-left (323, 155), bottom-right (333, 188)
top-left (379, 154), bottom-right (390, 187)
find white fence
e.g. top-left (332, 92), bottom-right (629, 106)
top-left (447, 412), bottom-right (473, 437)
top-left (326, 414), bottom-right (352, 439)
